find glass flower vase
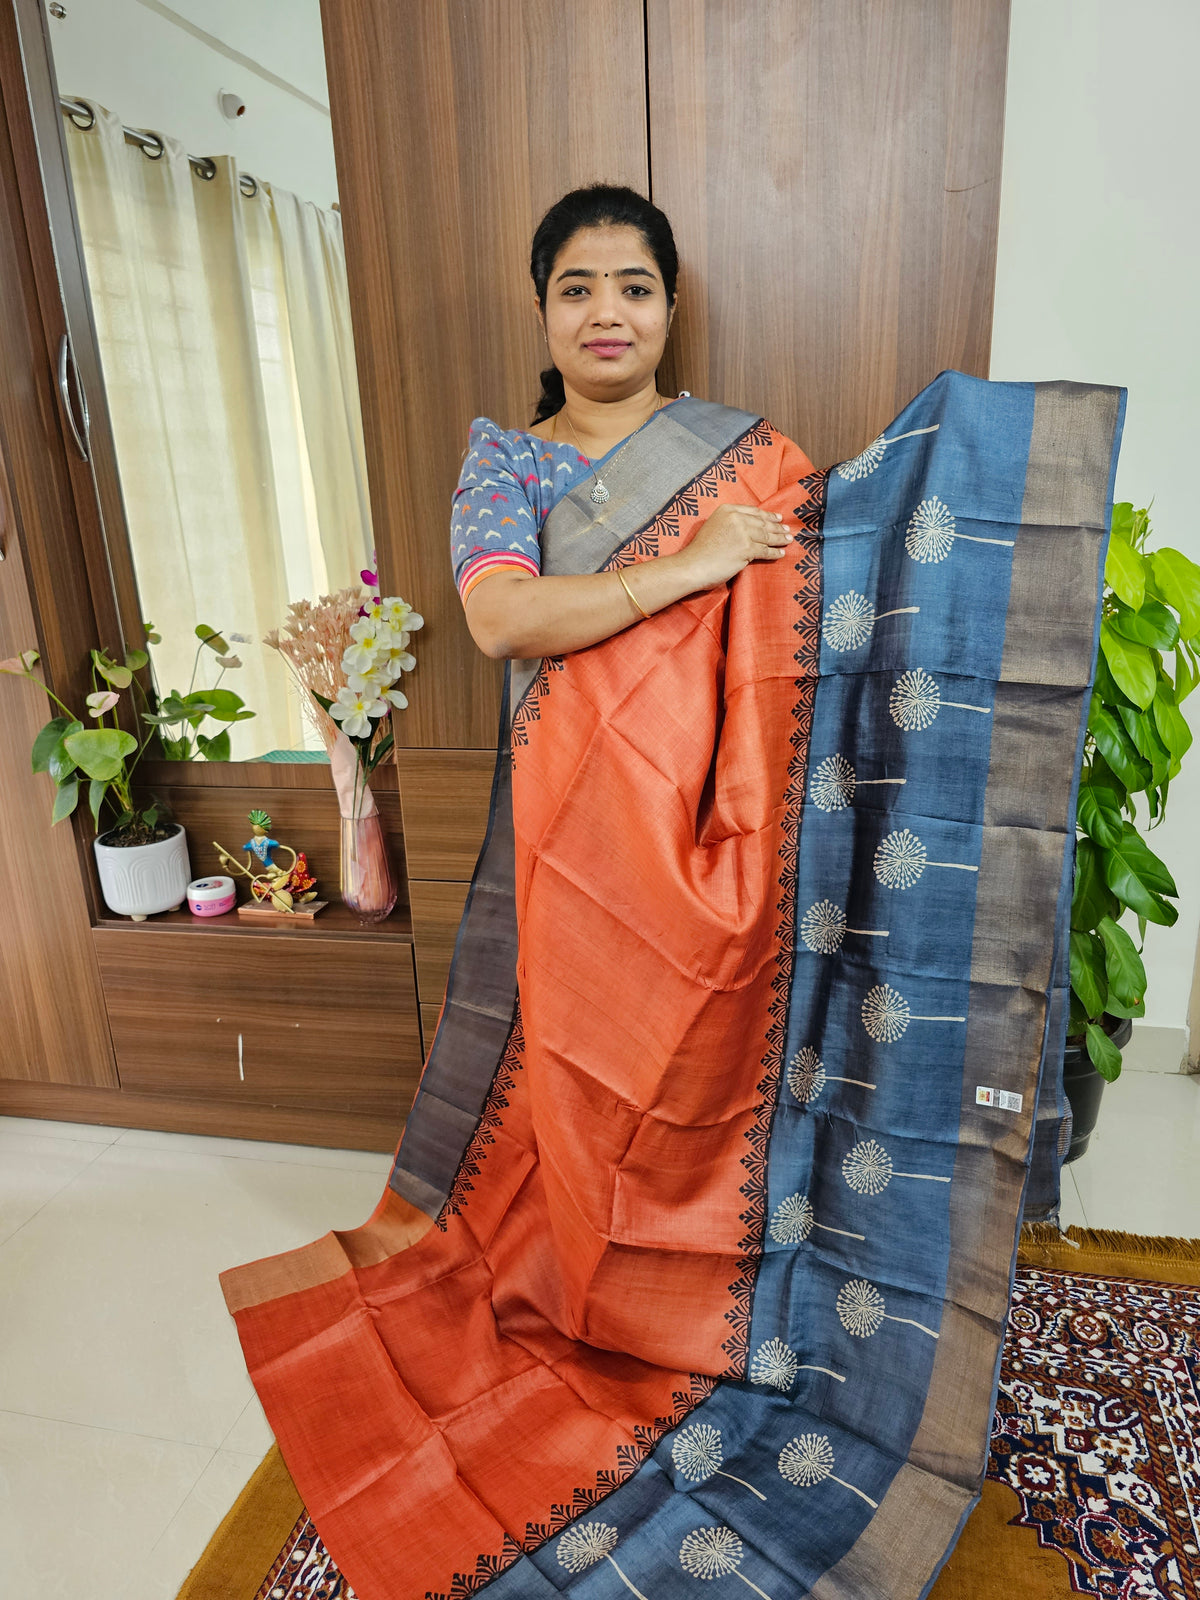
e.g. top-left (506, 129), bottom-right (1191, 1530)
top-left (339, 810), bottom-right (397, 925)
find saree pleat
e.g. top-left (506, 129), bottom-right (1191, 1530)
top-left (220, 376), bottom-right (1125, 1599)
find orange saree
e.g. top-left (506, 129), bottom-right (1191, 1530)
top-left (220, 379), bottom-right (1125, 1600)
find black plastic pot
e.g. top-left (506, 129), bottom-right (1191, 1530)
top-left (1062, 1014), bottom-right (1133, 1163)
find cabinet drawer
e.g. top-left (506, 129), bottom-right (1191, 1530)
top-left (95, 930), bottom-right (421, 1117)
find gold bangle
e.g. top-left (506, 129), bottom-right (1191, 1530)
top-left (617, 567), bottom-right (651, 621)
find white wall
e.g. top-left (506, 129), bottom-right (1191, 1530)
top-left (45, 0), bottom-right (337, 208)
top-left (990, 0), bottom-right (1200, 1058)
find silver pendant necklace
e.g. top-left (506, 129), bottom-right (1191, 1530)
top-left (555, 395), bottom-right (664, 505)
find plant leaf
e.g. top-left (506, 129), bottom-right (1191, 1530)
top-left (47, 719), bottom-right (84, 784)
top-left (1085, 1021), bottom-right (1123, 1081)
top-left (1099, 621), bottom-right (1156, 709)
top-left (1088, 702), bottom-right (1151, 791)
top-left (1092, 649), bottom-right (1134, 710)
top-left (1152, 681), bottom-right (1193, 766)
top-left (1101, 823), bottom-right (1178, 925)
top-left (1108, 598), bottom-right (1179, 651)
top-left (201, 688), bottom-right (252, 723)
top-left (1110, 501), bottom-right (1135, 543)
top-left (1076, 785), bottom-right (1123, 848)
top-left (1151, 547), bottom-right (1200, 640)
top-left (51, 777), bottom-right (79, 823)
top-left (1105, 535), bottom-right (1145, 609)
top-left (1071, 837), bottom-right (1119, 932)
top-left (1115, 703), bottom-right (1171, 786)
top-left (196, 729), bottom-right (231, 761)
top-left (124, 649), bottom-right (149, 672)
top-left (195, 624), bottom-right (229, 655)
top-left (31, 716), bottom-right (75, 774)
top-left (87, 778), bottom-right (106, 827)
top-left (62, 727), bottom-right (137, 783)
top-left (1103, 992), bottom-right (1146, 1020)
top-left (1095, 914), bottom-right (1146, 1006)
top-left (91, 650), bottom-right (133, 689)
top-left (1069, 931), bottom-right (1108, 1019)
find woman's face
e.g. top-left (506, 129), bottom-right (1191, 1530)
top-left (537, 224), bottom-right (674, 402)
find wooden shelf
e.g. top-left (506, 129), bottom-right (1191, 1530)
top-left (94, 901), bottom-right (414, 942)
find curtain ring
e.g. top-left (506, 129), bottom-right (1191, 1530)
top-left (239, 174), bottom-right (259, 198)
top-left (65, 99), bottom-right (95, 132)
top-left (194, 156), bottom-right (217, 182)
top-left (139, 131), bottom-right (165, 161)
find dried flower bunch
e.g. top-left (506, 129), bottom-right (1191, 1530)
top-left (264, 563), bottom-right (423, 809)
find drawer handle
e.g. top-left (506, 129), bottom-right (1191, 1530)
top-left (238, 1033), bottom-right (244, 1081)
top-left (57, 332), bottom-right (91, 462)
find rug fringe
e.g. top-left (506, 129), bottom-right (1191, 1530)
top-left (1021, 1223), bottom-right (1200, 1261)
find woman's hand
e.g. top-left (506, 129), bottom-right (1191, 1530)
top-left (672, 504), bottom-right (794, 590)
top-left (463, 503), bottom-right (794, 660)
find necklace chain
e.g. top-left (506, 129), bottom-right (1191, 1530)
top-left (554, 395), bottom-right (664, 506)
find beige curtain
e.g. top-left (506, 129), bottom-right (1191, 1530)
top-left (62, 101), bottom-right (373, 757)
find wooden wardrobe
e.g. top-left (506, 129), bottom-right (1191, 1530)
top-left (0, 0), bottom-right (1010, 1147)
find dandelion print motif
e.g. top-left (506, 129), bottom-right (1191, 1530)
top-left (904, 495), bottom-right (1015, 564)
top-left (889, 667), bottom-right (990, 733)
top-left (837, 1277), bottom-right (940, 1340)
top-left (769, 1192), bottom-right (864, 1246)
top-left (679, 1526), bottom-right (776, 1598)
top-left (786, 1046), bottom-right (875, 1105)
top-left (841, 1138), bottom-right (949, 1195)
top-left (557, 1521), bottom-right (650, 1599)
top-left (822, 590), bottom-right (919, 653)
top-left (750, 1337), bottom-right (846, 1390)
top-left (672, 1424), bottom-right (767, 1500)
top-left (800, 900), bottom-right (888, 955)
top-left (778, 1433), bottom-right (878, 1508)
top-left (860, 983), bottom-right (965, 1043)
top-left (750, 1337), bottom-right (798, 1391)
top-left (808, 753), bottom-right (906, 813)
top-left (873, 828), bottom-right (978, 890)
top-left (834, 423), bottom-right (940, 482)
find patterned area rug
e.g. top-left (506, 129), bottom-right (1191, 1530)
top-left (984, 1263), bottom-right (1198, 1599)
top-left (178, 1230), bottom-right (1199, 1600)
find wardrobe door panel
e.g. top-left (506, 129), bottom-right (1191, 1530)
top-left (320, 0), bottom-right (649, 749)
top-left (648, 0), bottom-right (1010, 468)
top-left (0, 462), bottom-right (116, 1088)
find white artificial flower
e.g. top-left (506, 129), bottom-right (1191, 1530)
top-left (329, 684), bottom-right (387, 740)
top-left (376, 641), bottom-right (417, 676)
top-left (379, 596), bottom-right (423, 632)
top-left (382, 685), bottom-right (408, 710)
top-left (343, 618), bottom-right (395, 675)
top-left (347, 667), bottom-right (389, 695)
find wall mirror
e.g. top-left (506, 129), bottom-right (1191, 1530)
top-left (38, 0), bottom-right (373, 760)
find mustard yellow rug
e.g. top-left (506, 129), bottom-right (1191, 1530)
top-left (179, 1228), bottom-right (1200, 1600)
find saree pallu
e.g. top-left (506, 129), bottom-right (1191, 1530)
top-left (220, 375), bottom-right (1125, 1599)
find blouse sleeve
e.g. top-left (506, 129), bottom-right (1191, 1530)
top-left (450, 421), bottom-right (542, 603)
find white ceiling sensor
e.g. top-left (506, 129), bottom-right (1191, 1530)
top-left (218, 89), bottom-right (246, 120)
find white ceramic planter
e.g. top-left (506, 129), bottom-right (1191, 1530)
top-left (93, 823), bottom-right (192, 920)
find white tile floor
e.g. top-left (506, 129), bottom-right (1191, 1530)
top-left (2, 1071), bottom-right (1197, 1599)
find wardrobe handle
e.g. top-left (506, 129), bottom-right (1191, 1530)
top-left (57, 331), bottom-right (90, 462)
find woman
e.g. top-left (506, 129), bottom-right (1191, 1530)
top-left (221, 185), bottom-right (1123, 1600)
top-left (451, 186), bottom-right (798, 664)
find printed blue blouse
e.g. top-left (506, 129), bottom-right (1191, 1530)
top-left (450, 397), bottom-right (689, 601)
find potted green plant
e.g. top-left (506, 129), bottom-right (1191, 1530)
top-left (1065, 501), bottom-right (1199, 1157)
top-left (0, 644), bottom-right (190, 919)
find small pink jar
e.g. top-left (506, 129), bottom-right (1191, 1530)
top-left (186, 876), bottom-right (236, 917)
